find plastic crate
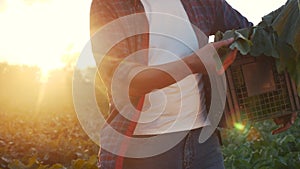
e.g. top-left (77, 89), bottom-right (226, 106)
top-left (222, 55), bottom-right (300, 128)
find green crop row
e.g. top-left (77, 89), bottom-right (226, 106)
top-left (1, 111), bottom-right (299, 169)
top-left (222, 116), bottom-right (300, 169)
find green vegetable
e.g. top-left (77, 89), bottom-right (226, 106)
top-left (222, 118), bottom-right (300, 169)
top-left (215, 0), bottom-right (300, 96)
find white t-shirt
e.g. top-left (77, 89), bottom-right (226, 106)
top-left (134, 0), bottom-right (208, 135)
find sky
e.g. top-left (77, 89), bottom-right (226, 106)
top-left (0, 0), bottom-right (92, 71)
top-left (0, 0), bottom-right (287, 71)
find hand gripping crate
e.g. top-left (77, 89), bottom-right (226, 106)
top-left (220, 55), bottom-right (300, 128)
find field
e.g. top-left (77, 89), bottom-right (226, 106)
top-left (222, 118), bottom-right (300, 169)
top-left (1, 111), bottom-right (299, 169)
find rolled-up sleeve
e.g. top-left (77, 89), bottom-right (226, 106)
top-left (212, 0), bottom-right (253, 33)
top-left (90, 0), bottom-right (131, 93)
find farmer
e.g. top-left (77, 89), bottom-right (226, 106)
top-left (90, 0), bottom-right (296, 168)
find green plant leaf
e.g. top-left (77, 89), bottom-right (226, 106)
top-left (73, 159), bottom-right (84, 169)
top-left (215, 0), bottom-right (300, 96)
top-left (219, 28), bottom-right (253, 55)
top-left (279, 135), bottom-right (296, 145)
top-left (7, 160), bottom-right (26, 169)
top-left (48, 164), bottom-right (66, 169)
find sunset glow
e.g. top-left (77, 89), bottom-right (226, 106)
top-left (0, 0), bottom-right (297, 167)
top-left (0, 0), bottom-right (91, 75)
top-left (0, 0), bottom-right (286, 74)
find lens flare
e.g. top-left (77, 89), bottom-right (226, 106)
top-left (234, 122), bottom-right (245, 131)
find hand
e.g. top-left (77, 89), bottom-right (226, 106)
top-left (212, 38), bottom-right (238, 74)
top-left (272, 112), bottom-right (297, 135)
top-left (187, 38), bottom-right (237, 74)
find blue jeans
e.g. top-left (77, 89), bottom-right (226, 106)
top-left (123, 128), bottom-right (225, 169)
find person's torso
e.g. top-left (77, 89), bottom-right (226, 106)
top-left (133, 0), bottom-right (208, 135)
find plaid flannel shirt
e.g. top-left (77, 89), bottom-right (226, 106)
top-left (90, 0), bottom-right (252, 168)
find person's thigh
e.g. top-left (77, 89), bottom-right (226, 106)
top-left (123, 136), bottom-right (185, 169)
top-left (122, 129), bottom-right (224, 169)
top-left (187, 130), bottom-right (225, 169)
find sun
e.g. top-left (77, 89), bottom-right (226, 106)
top-left (0, 0), bottom-right (92, 74)
top-left (38, 63), bottom-right (60, 83)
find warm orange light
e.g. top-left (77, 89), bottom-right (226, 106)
top-left (0, 0), bottom-right (91, 71)
top-left (39, 67), bottom-right (51, 83)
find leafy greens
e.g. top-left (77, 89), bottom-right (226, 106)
top-left (215, 0), bottom-right (300, 96)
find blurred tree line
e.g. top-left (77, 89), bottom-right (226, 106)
top-left (0, 62), bottom-right (109, 118)
top-left (0, 63), bottom-right (72, 116)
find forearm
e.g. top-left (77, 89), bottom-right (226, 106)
top-left (129, 53), bottom-right (205, 96)
top-left (108, 39), bottom-right (234, 96)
